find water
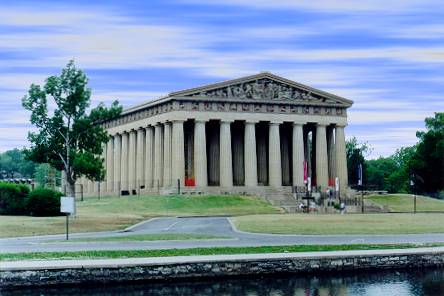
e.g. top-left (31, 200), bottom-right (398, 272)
top-left (3, 268), bottom-right (444, 296)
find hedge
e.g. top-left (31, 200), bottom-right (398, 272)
top-left (0, 183), bottom-right (63, 216)
top-left (0, 182), bottom-right (30, 215)
top-left (26, 188), bottom-right (63, 217)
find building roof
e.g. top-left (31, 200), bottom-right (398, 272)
top-left (122, 72), bottom-right (353, 116)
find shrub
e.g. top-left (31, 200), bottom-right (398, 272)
top-left (26, 188), bottom-right (63, 217)
top-left (0, 182), bottom-right (29, 215)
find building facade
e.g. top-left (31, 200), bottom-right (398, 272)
top-left (80, 72), bottom-right (353, 198)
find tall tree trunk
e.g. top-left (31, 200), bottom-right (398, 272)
top-left (67, 181), bottom-right (76, 198)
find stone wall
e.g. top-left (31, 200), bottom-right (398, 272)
top-left (2, 250), bottom-right (444, 288)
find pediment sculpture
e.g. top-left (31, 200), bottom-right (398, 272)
top-left (184, 78), bottom-right (328, 103)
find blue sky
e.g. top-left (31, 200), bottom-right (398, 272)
top-left (0, 0), bottom-right (442, 157)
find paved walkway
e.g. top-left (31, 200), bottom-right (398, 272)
top-left (1, 217), bottom-right (444, 253)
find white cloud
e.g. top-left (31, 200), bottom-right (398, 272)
top-left (348, 110), bottom-right (433, 124)
top-left (0, 126), bottom-right (33, 152)
top-left (348, 127), bottom-right (425, 158)
top-left (91, 91), bottom-right (166, 108)
top-left (387, 24), bottom-right (444, 39)
top-left (0, 74), bottom-right (48, 90)
top-left (252, 48), bottom-right (444, 64)
top-left (184, 0), bottom-right (438, 13)
top-left (0, 7), bottom-right (125, 27)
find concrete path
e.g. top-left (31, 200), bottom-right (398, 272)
top-left (1, 217), bottom-right (444, 253)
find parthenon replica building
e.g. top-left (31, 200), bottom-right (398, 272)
top-left (80, 72), bottom-right (353, 199)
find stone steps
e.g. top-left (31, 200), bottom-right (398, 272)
top-left (260, 187), bottom-right (299, 210)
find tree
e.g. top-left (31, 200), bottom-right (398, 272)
top-left (22, 61), bottom-right (122, 197)
top-left (388, 146), bottom-right (416, 193)
top-left (346, 136), bottom-right (370, 187)
top-left (34, 163), bottom-right (60, 188)
top-left (0, 149), bottom-right (36, 178)
top-left (366, 156), bottom-right (397, 191)
top-left (411, 112), bottom-right (444, 194)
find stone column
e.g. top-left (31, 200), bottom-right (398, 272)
top-left (244, 121), bottom-right (257, 187)
top-left (106, 136), bottom-right (114, 193)
top-left (121, 132), bottom-right (129, 192)
top-left (194, 120), bottom-right (207, 187)
top-left (327, 126), bottom-right (336, 186)
top-left (292, 123), bottom-right (305, 187)
top-left (172, 120), bottom-right (185, 188)
top-left (87, 180), bottom-right (93, 195)
top-left (316, 124), bottom-right (329, 188)
top-left (163, 122), bottom-right (172, 187)
top-left (128, 130), bottom-right (137, 193)
top-left (269, 122), bottom-right (282, 187)
top-left (145, 126), bottom-right (154, 189)
top-left (335, 125), bottom-right (348, 194)
top-left (136, 128), bottom-right (145, 191)
top-left (220, 120), bottom-right (233, 188)
top-left (113, 134), bottom-right (121, 195)
top-left (153, 124), bottom-right (163, 189)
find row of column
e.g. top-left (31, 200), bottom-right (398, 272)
top-left (101, 121), bottom-right (185, 195)
top-left (189, 120), bottom-right (347, 190)
top-left (94, 120), bottom-right (348, 195)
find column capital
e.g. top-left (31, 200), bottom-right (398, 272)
top-left (195, 119), bottom-right (207, 124)
top-left (335, 124), bottom-right (347, 128)
top-left (316, 123), bottom-right (328, 127)
top-left (245, 119), bottom-right (259, 124)
top-left (292, 122), bottom-right (306, 127)
top-left (171, 119), bottom-right (185, 123)
top-left (269, 121), bottom-right (283, 125)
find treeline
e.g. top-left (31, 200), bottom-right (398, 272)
top-left (0, 149), bottom-right (35, 178)
top-left (0, 149), bottom-right (60, 187)
top-left (347, 112), bottom-right (444, 197)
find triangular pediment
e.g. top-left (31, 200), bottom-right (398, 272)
top-left (169, 72), bottom-right (353, 107)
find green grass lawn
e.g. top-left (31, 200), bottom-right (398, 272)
top-left (2, 243), bottom-right (442, 261)
top-left (51, 233), bottom-right (227, 243)
top-left (368, 194), bottom-right (444, 212)
top-left (0, 195), bottom-right (280, 238)
top-left (233, 213), bottom-right (444, 235)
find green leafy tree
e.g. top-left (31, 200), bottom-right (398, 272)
top-left (366, 156), bottom-right (398, 191)
top-left (34, 163), bottom-right (60, 188)
top-left (411, 112), bottom-right (444, 193)
top-left (346, 136), bottom-right (370, 186)
top-left (0, 149), bottom-right (36, 178)
top-left (387, 146), bottom-right (416, 193)
top-left (22, 61), bottom-right (122, 197)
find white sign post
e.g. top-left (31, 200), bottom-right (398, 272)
top-left (60, 196), bottom-right (75, 240)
